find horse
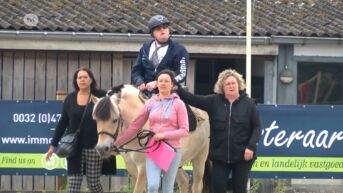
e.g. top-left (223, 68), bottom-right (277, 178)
top-left (92, 84), bottom-right (210, 193)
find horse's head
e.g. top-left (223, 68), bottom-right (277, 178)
top-left (93, 84), bottom-right (146, 158)
top-left (92, 93), bottom-right (121, 158)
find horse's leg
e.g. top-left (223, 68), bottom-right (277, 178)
top-left (132, 165), bottom-right (147, 193)
top-left (176, 168), bottom-right (190, 193)
top-left (190, 144), bottom-right (209, 193)
top-left (122, 155), bottom-right (139, 191)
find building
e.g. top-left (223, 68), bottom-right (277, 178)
top-left (0, 0), bottom-right (342, 192)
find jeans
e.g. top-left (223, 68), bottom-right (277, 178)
top-left (146, 149), bottom-right (181, 193)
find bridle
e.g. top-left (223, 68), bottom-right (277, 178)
top-left (97, 113), bottom-right (161, 154)
top-left (96, 90), bottom-right (165, 153)
top-left (97, 116), bottom-right (123, 141)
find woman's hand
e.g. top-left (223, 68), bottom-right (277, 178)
top-left (45, 145), bottom-right (54, 161)
top-left (153, 133), bottom-right (165, 141)
top-left (112, 144), bottom-right (121, 155)
top-left (244, 148), bottom-right (254, 161)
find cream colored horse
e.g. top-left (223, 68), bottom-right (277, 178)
top-left (92, 84), bottom-right (210, 193)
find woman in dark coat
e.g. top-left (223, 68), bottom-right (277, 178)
top-left (176, 69), bottom-right (261, 193)
top-left (45, 67), bottom-right (116, 193)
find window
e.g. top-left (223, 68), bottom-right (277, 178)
top-left (297, 62), bottom-right (343, 104)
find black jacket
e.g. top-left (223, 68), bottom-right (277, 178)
top-left (51, 89), bottom-right (116, 175)
top-left (177, 87), bottom-right (261, 163)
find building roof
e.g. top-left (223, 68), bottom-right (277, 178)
top-left (0, 0), bottom-right (342, 37)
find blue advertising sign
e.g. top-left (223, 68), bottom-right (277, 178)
top-left (0, 101), bottom-right (342, 178)
top-left (253, 105), bottom-right (343, 178)
top-left (0, 100), bottom-right (65, 175)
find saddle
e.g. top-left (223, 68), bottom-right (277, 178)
top-left (185, 104), bottom-right (197, 132)
top-left (186, 104), bottom-right (206, 132)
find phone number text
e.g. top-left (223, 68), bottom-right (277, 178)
top-left (12, 113), bottom-right (61, 124)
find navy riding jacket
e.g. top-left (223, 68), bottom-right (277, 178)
top-left (131, 39), bottom-right (189, 86)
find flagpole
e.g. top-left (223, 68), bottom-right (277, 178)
top-left (246, 0), bottom-right (252, 190)
top-left (246, 0), bottom-right (252, 97)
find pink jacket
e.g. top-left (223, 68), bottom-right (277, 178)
top-left (115, 93), bottom-right (189, 148)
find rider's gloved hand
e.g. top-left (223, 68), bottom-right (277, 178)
top-left (146, 81), bottom-right (157, 91)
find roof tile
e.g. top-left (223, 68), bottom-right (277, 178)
top-left (0, 0), bottom-right (342, 37)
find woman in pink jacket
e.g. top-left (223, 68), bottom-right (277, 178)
top-left (114, 69), bottom-right (189, 193)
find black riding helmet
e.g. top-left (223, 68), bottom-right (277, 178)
top-left (148, 15), bottom-right (170, 33)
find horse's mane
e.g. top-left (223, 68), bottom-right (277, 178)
top-left (108, 84), bottom-right (139, 101)
top-left (94, 84), bottom-right (140, 121)
top-left (108, 84), bottom-right (139, 99)
top-left (107, 84), bottom-right (125, 96)
top-left (93, 96), bottom-right (115, 121)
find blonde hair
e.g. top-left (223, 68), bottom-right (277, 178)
top-left (213, 69), bottom-right (246, 94)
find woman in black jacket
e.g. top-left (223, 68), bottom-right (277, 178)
top-left (45, 67), bottom-right (116, 193)
top-left (176, 69), bottom-right (261, 193)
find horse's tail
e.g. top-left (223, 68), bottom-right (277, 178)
top-left (202, 158), bottom-right (212, 193)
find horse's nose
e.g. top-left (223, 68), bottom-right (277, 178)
top-left (95, 144), bottom-right (110, 156)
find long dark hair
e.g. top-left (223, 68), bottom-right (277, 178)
top-left (72, 67), bottom-right (98, 92)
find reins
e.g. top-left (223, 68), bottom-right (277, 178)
top-left (113, 130), bottom-right (163, 153)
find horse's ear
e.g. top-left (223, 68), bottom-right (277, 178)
top-left (91, 95), bottom-right (100, 104)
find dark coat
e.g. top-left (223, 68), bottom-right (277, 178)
top-left (51, 90), bottom-right (116, 175)
top-left (177, 87), bottom-right (261, 163)
top-left (131, 39), bottom-right (189, 86)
